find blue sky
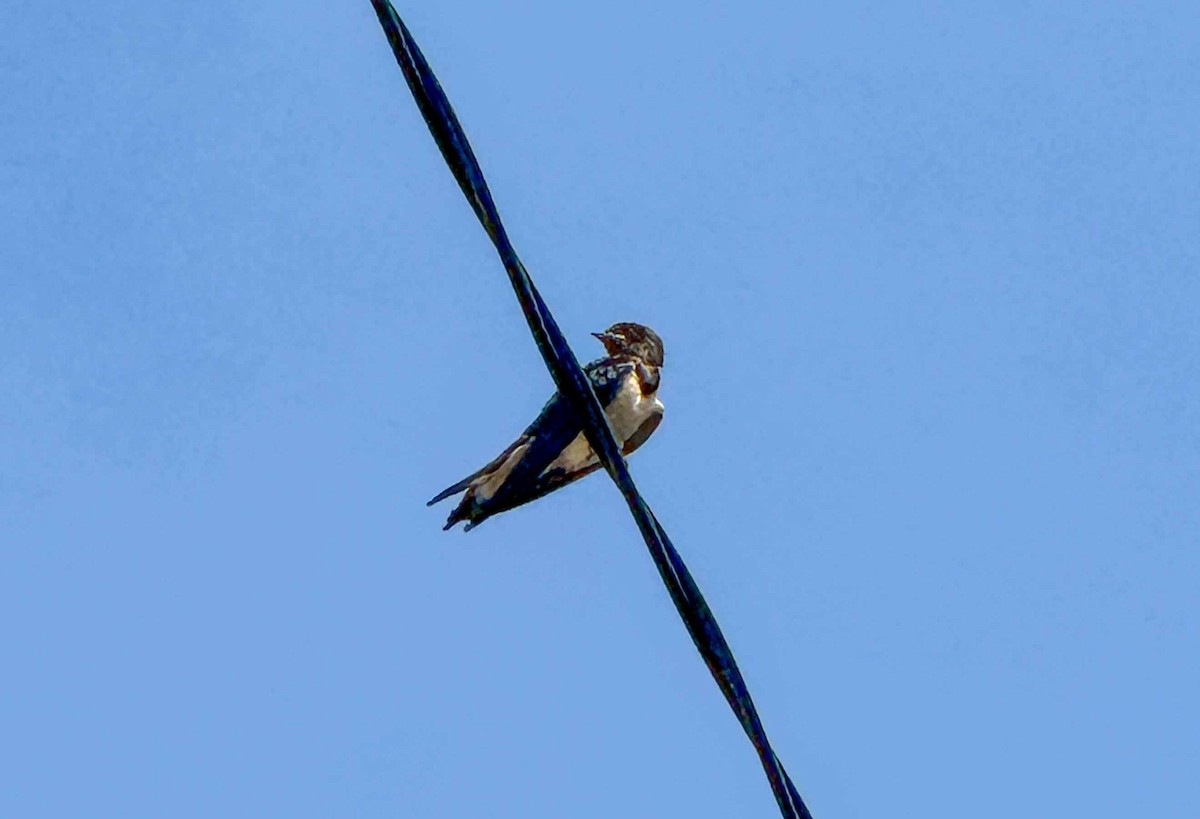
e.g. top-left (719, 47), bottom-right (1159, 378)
top-left (4, 2), bottom-right (1198, 816)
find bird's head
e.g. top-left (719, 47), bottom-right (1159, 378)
top-left (591, 322), bottom-right (664, 367)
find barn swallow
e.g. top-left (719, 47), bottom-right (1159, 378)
top-left (429, 322), bottom-right (665, 531)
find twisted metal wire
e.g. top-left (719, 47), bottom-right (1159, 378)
top-left (369, 5), bottom-right (813, 815)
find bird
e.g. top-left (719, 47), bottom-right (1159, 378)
top-left (429, 322), bottom-right (665, 531)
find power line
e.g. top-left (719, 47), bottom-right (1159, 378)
top-left (368, 4), bottom-right (813, 816)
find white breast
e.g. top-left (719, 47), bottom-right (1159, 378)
top-left (542, 378), bottom-right (663, 475)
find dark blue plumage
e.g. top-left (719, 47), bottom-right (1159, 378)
top-left (429, 323), bottom-right (664, 531)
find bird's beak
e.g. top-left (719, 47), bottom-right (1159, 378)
top-left (591, 331), bottom-right (610, 342)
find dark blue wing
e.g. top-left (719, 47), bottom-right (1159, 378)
top-left (426, 358), bottom-right (631, 512)
top-left (482, 359), bottom-right (633, 511)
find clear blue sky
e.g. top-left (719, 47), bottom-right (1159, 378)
top-left (4, 2), bottom-right (1198, 817)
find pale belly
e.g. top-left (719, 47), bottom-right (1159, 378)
top-left (543, 381), bottom-right (663, 475)
top-left (475, 441), bottom-right (530, 501)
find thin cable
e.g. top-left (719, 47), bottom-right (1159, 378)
top-left (369, 4), bottom-right (813, 816)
